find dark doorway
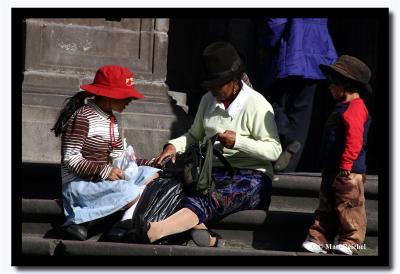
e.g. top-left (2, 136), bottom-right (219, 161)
top-left (166, 16), bottom-right (387, 174)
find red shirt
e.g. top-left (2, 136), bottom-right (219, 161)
top-left (222, 91), bottom-right (240, 109)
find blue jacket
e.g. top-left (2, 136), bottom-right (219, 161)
top-left (264, 18), bottom-right (338, 82)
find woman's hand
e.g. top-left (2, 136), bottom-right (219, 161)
top-left (154, 144), bottom-right (177, 167)
top-left (107, 167), bottom-right (125, 181)
top-left (217, 130), bottom-right (236, 149)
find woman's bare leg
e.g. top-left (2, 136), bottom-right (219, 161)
top-left (147, 208), bottom-right (199, 243)
top-left (193, 223), bottom-right (207, 230)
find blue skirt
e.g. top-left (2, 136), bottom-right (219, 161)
top-left (62, 166), bottom-right (160, 225)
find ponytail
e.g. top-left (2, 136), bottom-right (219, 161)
top-left (51, 91), bottom-right (90, 137)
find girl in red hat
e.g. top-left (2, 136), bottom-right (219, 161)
top-left (51, 65), bottom-right (160, 241)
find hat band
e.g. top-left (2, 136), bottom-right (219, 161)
top-left (206, 59), bottom-right (243, 79)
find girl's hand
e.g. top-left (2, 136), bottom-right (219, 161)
top-left (217, 130), bottom-right (236, 149)
top-left (107, 167), bottom-right (125, 181)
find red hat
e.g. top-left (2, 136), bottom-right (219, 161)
top-left (80, 65), bottom-right (144, 99)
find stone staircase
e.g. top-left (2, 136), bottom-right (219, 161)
top-left (21, 163), bottom-right (378, 257)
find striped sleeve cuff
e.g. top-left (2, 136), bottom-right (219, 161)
top-left (99, 164), bottom-right (113, 180)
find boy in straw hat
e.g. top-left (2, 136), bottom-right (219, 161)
top-left (301, 55), bottom-right (372, 255)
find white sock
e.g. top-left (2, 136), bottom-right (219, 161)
top-left (121, 185), bottom-right (145, 221)
top-left (121, 202), bottom-right (137, 221)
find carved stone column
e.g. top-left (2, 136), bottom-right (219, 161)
top-left (22, 18), bottom-right (190, 163)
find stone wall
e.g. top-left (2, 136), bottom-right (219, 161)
top-left (22, 18), bottom-right (190, 163)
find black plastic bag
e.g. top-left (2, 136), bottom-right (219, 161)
top-left (133, 175), bottom-right (185, 222)
top-left (128, 174), bottom-right (190, 244)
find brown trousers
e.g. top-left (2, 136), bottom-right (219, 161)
top-left (307, 171), bottom-right (367, 247)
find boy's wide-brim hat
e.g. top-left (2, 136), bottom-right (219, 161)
top-left (319, 55), bottom-right (372, 93)
top-left (200, 41), bottom-right (246, 88)
top-left (80, 65), bottom-right (144, 99)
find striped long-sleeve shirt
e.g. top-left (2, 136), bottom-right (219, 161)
top-left (61, 100), bottom-right (123, 184)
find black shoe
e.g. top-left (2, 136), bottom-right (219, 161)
top-left (124, 215), bottom-right (151, 244)
top-left (274, 140), bottom-right (302, 172)
top-left (62, 224), bottom-right (88, 241)
top-left (104, 219), bottom-right (133, 242)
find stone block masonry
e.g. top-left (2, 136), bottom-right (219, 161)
top-left (22, 18), bottom-right (190, 163)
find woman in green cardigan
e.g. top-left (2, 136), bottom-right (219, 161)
top-left (133, 41), bottom-right (281, 247)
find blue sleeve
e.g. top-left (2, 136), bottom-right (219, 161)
top-left (264, 18), bottom-right (288, 48)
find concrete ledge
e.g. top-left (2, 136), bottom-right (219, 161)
top-left (21, 233), bottom-right (377, 257)
top-left (21, 235), bottom-right (299, 256)
top-left (22, 199), bottom-right (63, 218)
top-left (22, 236), bottom-right (60, 256)
top-left (272, 173), bottom-right (378, 199)
top-left (21, 163), bottom-right (378, 199)
top-left (22, 198), bottom-right (378, 234)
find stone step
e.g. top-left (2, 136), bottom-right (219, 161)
top-left (21, 232), bottom-right (378, 257)
top-left (20, 235), bottom-right (299, 256)
top-left (22, 202), bottom-right (379, 256)
top-left (21, 196), bottom-right (378, 235)
top-left (272, 173), bottom-right (378, 199)
top-left (215, 200), bottom-right (378, 234)
top-left (21, 164), bottom-right (380, 258)
top-left (21, 163), bottom-right (379, 199)
top-left (21, 172), bottom-right (379, 257)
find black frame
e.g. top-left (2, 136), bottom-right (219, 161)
top-left (12, 8), bottom-right (390, 267)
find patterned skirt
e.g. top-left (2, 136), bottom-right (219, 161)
top-left (181, 168), bottom-right (272, 224)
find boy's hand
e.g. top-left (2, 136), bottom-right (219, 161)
top-left (339, 169), bottom-right (351, 177)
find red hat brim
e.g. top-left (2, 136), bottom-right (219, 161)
top-left (80, 83), bottom-right (144, 100)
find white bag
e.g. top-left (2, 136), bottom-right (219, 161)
top-left (111, 145), bottom-right (138, 181)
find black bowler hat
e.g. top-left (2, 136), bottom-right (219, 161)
top-left (319, 55), bottom-right (372, 93)
top-left (200, 41), bottom-right (246, 88)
